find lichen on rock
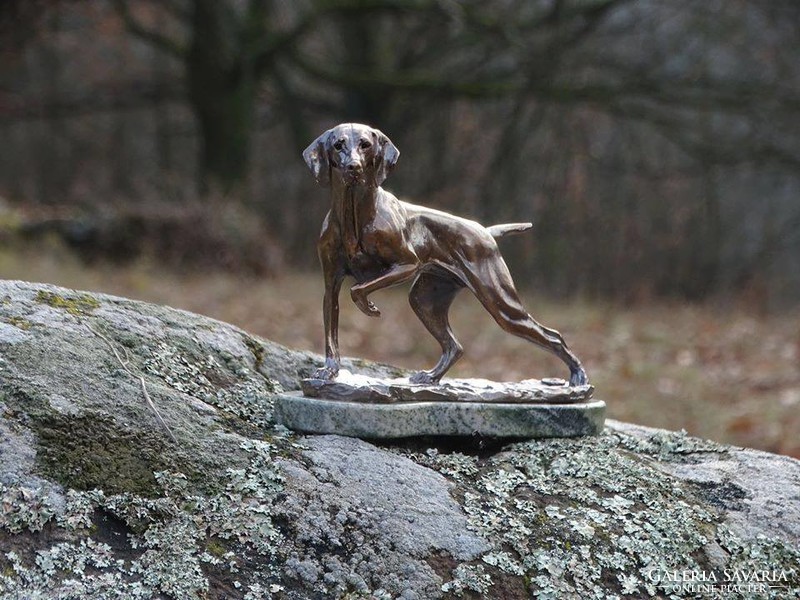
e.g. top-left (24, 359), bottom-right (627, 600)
top-left (392, 428), bottom-right (800, 599)
top-left (0, 281), bottom-right (798, 599)
top-left (1, 439), bottom-right (287, 599)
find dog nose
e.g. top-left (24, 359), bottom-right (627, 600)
top-left (346, 163), bottom-right (362, 172)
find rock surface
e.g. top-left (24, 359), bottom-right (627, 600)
top-left (0, 280), bottom-right (798, 599)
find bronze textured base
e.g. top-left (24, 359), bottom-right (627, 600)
top-left (300, 371), bottom-right (594, 404)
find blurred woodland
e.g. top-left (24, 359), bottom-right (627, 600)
top-left (1, 0), bottom-right (799, 304)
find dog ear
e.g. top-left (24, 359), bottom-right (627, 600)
top-left (372, 129), bottom-right (400, 187)
top-left (303, 128), bottom-right (334, 187)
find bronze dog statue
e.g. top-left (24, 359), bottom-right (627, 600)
top-left (303, 123), bottom-right (588, 386)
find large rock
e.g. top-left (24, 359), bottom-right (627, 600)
top-left (0, 280), bottom-right (798, 599)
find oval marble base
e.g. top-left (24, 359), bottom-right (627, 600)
top-left (274, 392), bottom-right (606, 439)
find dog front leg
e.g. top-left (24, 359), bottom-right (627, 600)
top-left (350, 264), bottom-right (418, 317)
top-left (314, 271), bottom-right (344, 380)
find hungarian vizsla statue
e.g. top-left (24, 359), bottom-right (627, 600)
top-left (303, 123), bottom-right (588, 386)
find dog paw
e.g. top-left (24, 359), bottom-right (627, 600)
top-left (312, 366), bottom-right (338, 380)
top-left (364, 301), bottom-right (381, 317)
top-left (409, 371), bottom-right (439, 385)
top-left (569, 368), bottom-right (588, 386)
top-left (351, 290), bottom-right (381, 317)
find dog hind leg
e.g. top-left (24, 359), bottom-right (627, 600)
top-left (460, 256), bottom-right (588, 386)
top-left (408, 272), bottom-right (464, 384)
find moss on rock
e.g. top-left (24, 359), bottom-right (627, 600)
top-left (4, 316), bottom-right (32, 330)
top-left (32, 413), bottom-right (178, 497)
top-left (34, 290), bottom-right (100, 316)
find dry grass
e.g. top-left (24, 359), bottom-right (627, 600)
top-left (2, 244), bottom-right (799, 457)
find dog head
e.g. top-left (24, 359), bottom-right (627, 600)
top-left (303, 123), bottom-right (400, 188)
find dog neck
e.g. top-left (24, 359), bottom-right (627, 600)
top-left (331, 176), bottom-right (379, 255)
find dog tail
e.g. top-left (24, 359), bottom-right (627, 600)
top-left (486, 222), bottom-right (533, 239)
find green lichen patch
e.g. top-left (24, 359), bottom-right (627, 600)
top-left (0, 486), bottom-right (57, 534)
top-left (397, 430), bottom-right (800, 599)
top-left (3, 316), bottom-right (32, 330)
top-left (34, 290), bottom-right (100, 316)
top-left (32, 413), bottom-right (179, 497)
top-left (0, 440), bottom-right (289, 599)
top-left (141, 340), bottom-right (281, 431)
top-left (614, 427), bottom-right (728, 461)
top-left (244, 335), bottom-right (266, 371)
top-left (141, 341), bottom-right (234, 398)
top-left (0, 487), bottom-right (102, 590)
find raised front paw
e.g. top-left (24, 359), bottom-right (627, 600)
top-left (351, 288), bottom-right (381, 318)
top-left (312, 365), bottom-right (338, 381)
top-left (409, 370), bottom-right (439, 385)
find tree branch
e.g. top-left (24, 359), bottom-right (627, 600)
top-left (112, 0), bottom-right (187, 58)
top-left (289, 50), bottom-right (520, 97)
top-left (163, 0), bottom-right (191, 21)
top-left (252, 0), bottom-right (440, 75)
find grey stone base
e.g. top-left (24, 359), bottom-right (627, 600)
top-left (274, 392), bottom-right (606, 439)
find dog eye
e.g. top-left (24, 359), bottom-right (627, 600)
top-left (333, 140), bottom-right (344, 151)
top-left (359, 140), bottom-right (372, 150)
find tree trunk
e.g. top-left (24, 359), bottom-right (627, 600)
top-left (186, 0), bottom-right (256, 194)
top-left (187, 74), bottom-right (255, 194)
